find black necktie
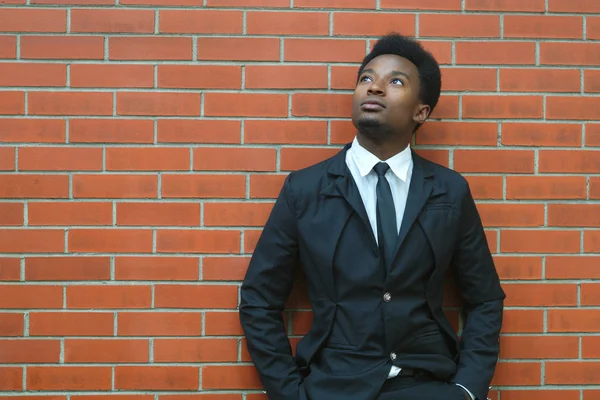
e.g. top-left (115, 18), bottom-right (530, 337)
top-left (373, 162), bottom-right (397, 268)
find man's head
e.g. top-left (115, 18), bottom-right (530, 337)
top-left (351, 33), bottom-right (441, 143)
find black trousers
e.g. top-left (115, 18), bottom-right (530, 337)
top-left (377, 376), bottom-right (467, 400)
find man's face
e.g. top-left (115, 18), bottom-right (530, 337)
top-left (351, 54), bottom-right (428, 139)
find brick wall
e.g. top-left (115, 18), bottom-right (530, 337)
top-left (0, 0), bottom-right (599, 399)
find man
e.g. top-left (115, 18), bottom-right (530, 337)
top-left (239, 33), bottom-right (505, 400)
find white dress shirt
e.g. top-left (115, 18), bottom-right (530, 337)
top-left (344, 136), bottom-right (475, 400)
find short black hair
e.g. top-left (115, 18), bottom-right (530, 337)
top-left (357, 32), bottom-right (442, 123)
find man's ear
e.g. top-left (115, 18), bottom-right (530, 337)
top-left (414, 104), bottom-right (431, 125)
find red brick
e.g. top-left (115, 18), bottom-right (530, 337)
top-left (69, 229), bottom-right (153, 253)
top-left (549, 204), bottom-right (600, 227)
top-left (0, 285), bottom-right (62, 309)
top-left (506, 176), bottom-right (587, 200)
top-left (0, 147), bottom-right (15, 171)
top-left (117, 92), bottom-right (200, 117)
top-left (502, 391), bottom-right (579, 400)
top-left (121, 0), bottom-right (202, 4)
top-left (26, 257), bottom-right (110, 281)
top-left (160, 10), bottom-right (241, 34)
top-left (197, 38), bottom-right (279, 61)
top-left (439, 68), bottom-right (497, 92)
top-left (454, 150), bottom-right (534, 173)
top-left (421, 14), bottom-right (499, 37)
top-left (162, 174), bottom-right (245, 199)
top-left (205, 312), bottom-right (244, 335)
top-left (202, 365), bottom-right (262, 389)
top-left (548, 0), bottom-right (600, 12)
top-left (585, 70), bottom-right (600, 93)
top-left (110, 37), bottom-right (192, 61)
top-left (430, 95), bottom-right (459, 119)
top-left (285, 39), bottom-right (366, 62)
top-left (589, 124), bottom-right (600, 146)
top-left (249, 174), bottom-right (287, 199)
top-left (0, 174), bottom-right (69, 199)
top-left (330, 120), bottom-right (355, 145)
top-left (155, 338), bottom-right (237, 362)
top-left (330, 66), bottom-right (358, 90)
top-left (585, 231), bottom-right (600, 252)
top-left (203, 257), bottom-right (250, 281)
top-left (155, 285), bottom-right (238, 309)
top-left (583, 337), bottom-right (600, 358)
top-left (493, 256), bottom-right (542, 280)
top-left (156, 230), bottom-right (240, 254)
top-left (502, 283), bottom-right (577, 307)
top-left (500, 230), bottom-right (580, 253)
top-left (477, 204), bottom-right (544, 227)
top-left (0, 36), bottom-right (16, 59)
top-left (420, 41), bottom-right (453, 65)
top-left (107, 147), bottom-right (189, 171)
top-left (0, 313), bottom-right (24, 336)
top-left (29, 92), bottom-right (112, 116)
top-left (491, 362), bottom-right (541, 386)
top-left (245, 120), bottom-right (327, 144)
top-left (463, 96), bottom-right (543, 119)
top-left (465, 0), bottom-right (545, 11)
top-left (502, 122), bottom-right (582, 146)
top-left (0, 63), bottom-right (66, 87)
top-left (0, 91), bottom-right (24, 114)
top-left (539, 150), bottom-right (600, 173)
top-left (115, 257), bottom-right (199, 281)
top-left (501, 69), bottom-right (580, 93)
top-left (34, 0), bottom-right (113, 3)
top-left (29, 202), bottom-right (111, 226)
top-left (588, 17), bottom-right (600, 39)
top-left (592, 177), bottom-right (600, 199)
top-left (115, 366), bottom-right (199, 390)
top-left (117, 203), bottom-right (200, 227)
top-left (292, 93), bottom-right (352, 118)
top-left (28, 367), bottom-right (111, 390)
top-left (416, 122), bottom-right (497, 146)
top-left (541, 43), bottom-right (600, 66)
top-left (118, 312), bottom-right (202, 336)
top-left (65, 339), bottom-right (148, 363)
top-left (0, 258), bottom-right (21, 281)
top-left (158, 65), bottom-right (241, 90)
top-left (546, 256), bottom-right (600, 279)
top-left (415, 149), bottom-right (450, 167)
top-left (204, 203), bottom-right (273, 227)
top-left (0, 229), bottom-right (64, 253)
top-left (456, 42), bottom-right (535, 65)
top-left (281, 147), bottom-right (339, 171)
top-left (291, 311), bottom-right (313, 335)
top-left (205, 93), bottom-right (287, 117)
top-left (295, 0), bottom-right (374, 8)
top-left (0, 367), bottom-right (22, 390)
top-left (546, 362), bottom-right (600, 385)
top-left (70, 119), bottom-right (154, 144)
top-left (0, 8), bottom-right (65, 32)
top-left (208, 0), bottom-right (288, 6)
top-left (464, 176), bottom-right (503, 200)
top-left (71, 9), bottom-right (154, 33)
top-left (19, 147), bottom-right (102, 171)
top-left (248, 11), bottom-right (328, 35)
top-left (245, 65), bottom-right (327, 89)
top-left (29, 312), bottom-right (114, 336)
top-left (581, 283), bottom-right (600, 305)
top-left (157, 120), bottom-right (240, 144)
top-left (547, 97), bottom-right (600, 120)
top-left (381, 0), bottom-right (460, 9)
top-left (0, 339), bottom-right (60, 363)
top-left (550, 309), bottom-right (600, 332)
top-left (193, 148), bottom-right (276, 172)
top-left (71, 64), bottom-right (153, 88)
top-left (505, 16), bottom-right (583, 39)
top-left (500, 336), bottom-right (579, 359)
top-left (334, 13), bottom-right (415, 36)
top-left (73, 175), bottom-right (158, 199)
top-left (21, 36), bottom-right (103, 60)
top-left (67, 286), bottom-right (151, 309)
top-left (0, 119), bottom-right (65, 143)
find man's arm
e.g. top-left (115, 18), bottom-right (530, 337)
top-left (450, 181), bottom-right (506, 400)
top-left (239, 174), bottom-right (303, 400)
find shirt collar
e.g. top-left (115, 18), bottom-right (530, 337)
top-left (350, 136), bottom-right (412, 182)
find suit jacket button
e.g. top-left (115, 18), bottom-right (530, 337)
top-left (390, 352), bottom-right (397, 361)
top-left (383, 292), bottom-right (391, 302)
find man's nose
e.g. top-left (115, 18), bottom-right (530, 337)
top-left (367, 80), bottom-right (385, 95)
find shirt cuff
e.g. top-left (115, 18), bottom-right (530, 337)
top-left (455, 383), bottom-right (476, 400)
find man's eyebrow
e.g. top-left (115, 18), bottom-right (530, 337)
top-left (360, 68), bottom-right (411, 81)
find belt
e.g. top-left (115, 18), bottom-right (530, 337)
top-left (395, 367), bottom-right (433, 378)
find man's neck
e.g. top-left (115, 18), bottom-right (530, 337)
top-left (356, 132), bottom-right (411, 161)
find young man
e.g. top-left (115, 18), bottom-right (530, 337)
top-left (239, 33), bottom-right (505, 400)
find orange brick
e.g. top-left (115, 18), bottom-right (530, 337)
top-left (204, 203), bottom-right (273, 227)
top-left (333, 13), bottom-right (415, 36)
top-left (161, 174), bottom-right (246, 198)
top-left (0, 285), bottom-right (62, 309)
top-left (67, 286), bottom-right (151, 309)
top-left (500, 336), bottom-right (579, 359)
top-left (197, 38), bottom-right (279, 61)
top-left (500, 69), bottom-right (580, 93)
top-left (69, 229), bottom-right (153, 253)
top-left (588, 16), bottom-right (600, 39)
top-left (0, 36), bottom-right (16, 59)
top-left (547, 97), bottom-right (600, 120)
top-left (69, 119), bottom-right (154, 144)
top-left (464, 176), bottom-right (504, 199)
top-left (19, 147), bottom-right (102, 171)
top-left (71, 9), bottom-right (154, 33)
top-left (295, 0), bottom-right (374, 8)
top-left (284, 39), bottom-right (366, 62)
top-left (491, 362), bottom-right (541, 386)
top-left (541, 43), bottom-right (600, 66)
top-left (291, 311), bottom-right (313, 335)
top-left (506, 176), bottom-right (587, 200)
top-left (581, 283), bottom-right (600, 305)
top-left (208, 0), bottom-right (288, 6)
top-left (204, 93), bottom-right (288, 117)
top-left (463, 96), bottom-right (543, 119)
top-left (245, 120), bottom-right (327, 144)
top-left (0, 367), bottom-right (22, 390)
top-left (0, 63), bottom-right (66, 87)
top-left (592, 177), bottom-right (600, 199)
top-left (205, 312), bottom-right (244, 335)
top-left (247, 11), bottom-right (328, 35)
top-left (0, 339), bottom-right (60, 363)
top-left (0, 258), bottom-right (21, 281)
top-left (440, 68), bottom-right (497, 91)
top-left (115, 256), bottom-right (199, 281)
top-left (249, 174), bottom-right (287, 199)
top-left (70, 64), bottom-right (154, 88)
top-left (203, 257), bottom-right (250, 281)
top-left (331, 65), bottom-right (358, 90)
top-left (0, 313), bottom-right (24, 336)
top-left (465, 0), bottom-right (545, 11)
top-left (28, 202), bottom-right (112, 226)
top-left (26, 257), bottom-right (111, 281)
top-left (193, 148), bottom-right (276, 172)
top-left (430, 95), bottom-right (459, 119)
top-left (34, 0), bottom-right (113, 3)
top-left (117, 203), bottom-right (200, 227)
top-left (156, 230), bottom-right (240, 254)
top-left (546, 256), bottom-right (600, 279)
top-left (500, 230), bottom-right (580, 253)
top-left (420, 41), bottom-right (453, 65)
top-left (0, 91), bottom-right (24, 114)
top-left (416, 122), bottom-right (498, 146)
top-left (118, 312), bottom-right (202, 336)
top-left (117, 92), bottom-right (200, 117)
top-left (154, 338), bottom-right (238, 362)
top-left (0, 8), bottom-right (66, 32)
top-left (493, 256), bottom-right (542, 280)
top-left (292, 93), bottom-right (352, 117)
top-left (65, 339), bottom-right (149, 363)
top-left (381, 0), bottom-right (460, 9)
top-left (110, 37), bottom-right (192, 61)
top-left (73, 175), bottom-right (158, 199)
top-left (539, 150), bottom-right (600, 173)
top-left (415, 149), bottom-right (450, 167)
top-left (122, 0), bottom-right (202, 4)
top-left (549, 309), bottom-right (600, 332)
top-left (0, 147), bottom-right (15, 171)
top-left (546, 362), bottom-right (600, 385)
top-left (158, 65), bottom-right (241, 89)
top-left (420, 14), bottom-right (499, 37)
top-left (27, 367), bottom-right (111, 390)
top-left (501, 390), bottom-right (579, 400)
top-left (0, 119), bottom-right (65, 143)
top-left (28, 92), bottom-right (112, 116)
top-left (477, 204), bottom-right (544, 227)
top-left (454, 150), bottom-right (534, 173)
top-left (29, 312), bottom-right (114, 336)
top-left (245, 65), bottom-right (327, 89)
top-left (330, 120), bottom-right (355, 145)
top-left (504, 16), bottom-right (583, 39)
top-left (456, 42), bottom-right (535, 65)
top-left (154, 285), bottom-right (238, 309)
top-left (502, 283), bottom-right (577, 306)
top-left (281, 147), bottom-right (340, 171)
top-left (106, 147), bottom-right (190, 171)
top-left (202, 365), bottom-right (262, 389)
top-left (160, 10), bottom-right (242, 34)
top-left (502, 122), bottom-right (582, 146)
top-left (115, 366), bottom-right (199, 390)
top-left (583, 337), bottom-right (600, 358)
top-left (585, 70), bottom-right (600, 93)
top-left (0, 229), bottom-right (64, 253)
top-left (548, 0), bottom-right (600, 12)
top-left (0, 174), bottom-right (69, 199)
top-left (585, 230), bottom-right (600, 252)
top-left (549, 204), bottom-right (600, 227)
top-left (21, 36), bottom-right (103, 60)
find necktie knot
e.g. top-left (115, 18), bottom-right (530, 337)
top-left (373, 162), bottom-right (390, 178)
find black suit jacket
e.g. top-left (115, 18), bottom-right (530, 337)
top-left (239, 143), bottom-right (505, 400)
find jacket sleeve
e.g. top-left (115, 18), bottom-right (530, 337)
top-left (239, 173), bottom-right (303, 400)
top-left (450, 181), bottom-right (506, 400)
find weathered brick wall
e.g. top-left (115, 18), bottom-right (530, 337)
top-left (0, 0), bottom-right (599, 399)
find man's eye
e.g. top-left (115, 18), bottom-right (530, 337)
top-left (360, 76), bottom-right (372, 82)
top-left (391, 78), bottom-right (404, 85)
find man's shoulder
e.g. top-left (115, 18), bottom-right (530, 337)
top-left (286, 147), bottom-right (344, 189)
